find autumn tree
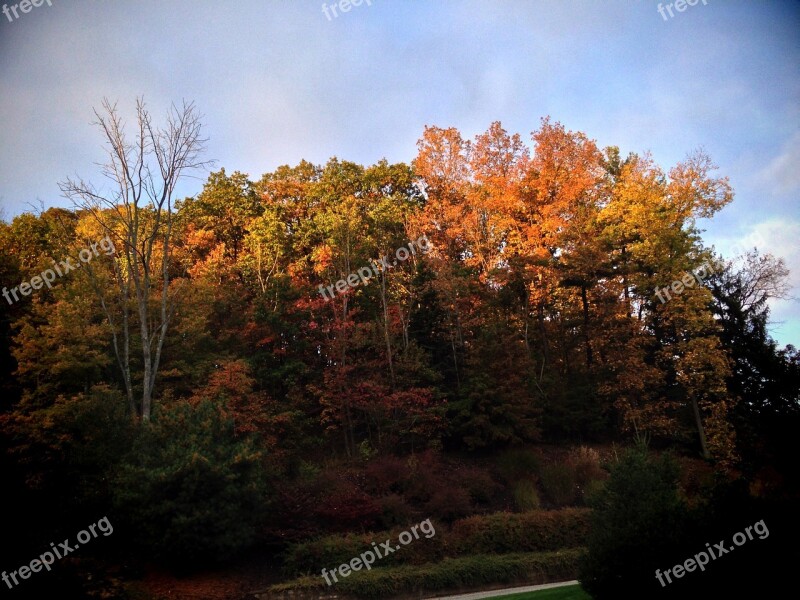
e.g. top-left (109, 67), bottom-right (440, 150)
top-left (597, 150), bottom-right (736, 462)
top-left (180, 168), bottom-right (260, 264)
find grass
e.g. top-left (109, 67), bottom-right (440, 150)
top-left (484, 584), bottom-right (591, 600)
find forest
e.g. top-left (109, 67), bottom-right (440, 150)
top-left (1, 107), bottom-right (798, 599)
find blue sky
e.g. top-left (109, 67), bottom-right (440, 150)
top-left (1, 0), bottom-right (798, 344)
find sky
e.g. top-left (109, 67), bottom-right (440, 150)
top-left (1, 0), bottom-right (798, 345)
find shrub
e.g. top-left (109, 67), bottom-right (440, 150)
top-left (682, 480), bottom-right (800, 596)
top-left (283, 532), bottom-right (385, 575)
top-left (540, 463), bottom-right (577, 506)
top-left (266, 472), bottom-right (333, 543)
top-left (268, 467), bottom-right (382, 541)
top-left (677, 456), bottom-right (715, 502)
top-left (0, 386), bottom-right (133, 566)
top-left (271, 550), bottom-right (586, 599)
top-left (364, 455), bottom-right (410, 495)
top-left (567, 446), bottom-right (607, 504)
top-left (450, 508), bottom-right (591, 554)
top-left (282, 521), bottom-right (446, 575)
top-left (513, 479), bottom-right (541, 511)
top-left (405, 450), bottom-right (445, 504)
top-left (454, 466), bottom-right (499, 505)
top-left (358, 439), bottom-right (377, 461)
top-left (282, 508), bottom-right (591, 576)
top-left (579, 445), bottom-right (688, 599)
top-left (113, 399), bottom-right (268, 565)
top-left (582, 478), bottom-right (605, 506)
top-left (376, 493), bottom-right (413, 529)
top-left (567, 446), bottom-right (605, 485)
top-left (338, 550), bottom-right (584, 598)
top-left (425, 486), bottom-right (472, 523)
top-left (295, 460), bottom-right (321, 480)
top-left (495, 447), bottom-right (541, 483)
top-left (315, 480), bottom-right (382, 531)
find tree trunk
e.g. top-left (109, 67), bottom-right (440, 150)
top-left (691, 397), bottom-right (711, 460)
top-left (581, 285), bottom-right (594, 367)
top-left (380, 270), bottom-right (396, 388)
top-left (59, 98), bottom-right (211, 422)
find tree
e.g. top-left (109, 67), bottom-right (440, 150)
top-left (180, 168), bottom-right (260, 263)
top-left (59, 98), bottom-right (212, 420)
top-left (709, 250), bottom-right (793, 412)
top-left (708, 250), bottom-right (800, 477)
top-left (113, 399), bottom-right (267, 564)
top-left (580, 444), bottom-right (688, 599)
top-left (597, 151), bottom-right (736, 463)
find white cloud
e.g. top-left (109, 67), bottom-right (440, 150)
top-left (711, 219), bottom-right (800, 346)
top-left (757, 131), bottom-right (800, 195)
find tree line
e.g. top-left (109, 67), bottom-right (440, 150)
top-left (1, 104), bottom-right (797, 503)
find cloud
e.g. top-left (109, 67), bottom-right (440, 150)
top-left (757, 131), bottom-right (800, 195)
top-left (712, 218), bottom-right (800, 346)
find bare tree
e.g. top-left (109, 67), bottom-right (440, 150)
top-left (59, 98), bottom-right (212, 420)
top-left (731, 250), bottom-right (791, 315)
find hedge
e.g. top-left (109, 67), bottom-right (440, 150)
top-left (282, 524), bottom-right (445, 574)
top-left (450, 508), bottom-right (591, 554)
top-left (265, 549), bottom-right (586, 599)
top-left (281, 508), bottom-right (590, 576)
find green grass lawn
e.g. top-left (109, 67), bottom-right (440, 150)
top-left (484, 584), bottom-right (591, 600)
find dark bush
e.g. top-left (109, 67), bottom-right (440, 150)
top-left (282, 508), bottom-right (590, 576)
top-left (425, 485), bottom-right (473, 523)
top-left (495, 447), bottom-right (542, 483)
top-left (0, 386), bottom-right (133, 566)
top-left (272, 550), bottom-right (586, 599)
top-left (567, 446), bottom-right (606, 484)
top-left (513, 479), bottom-right (541, 511)
top-left (315, 480), bottom-right (382, 531)
top-left (680, 480), bottom-right (800, 597)
top-left (453, 466), bottom-right (499, 505)
top-left (267, 466), bottom-right (385, 541)
top-left (567, 446), bottom-right (607, 505)
top-left (450, 508), bottom-right (590, 554)
top-left (677, 455), bottom-right (715, 502)
top-left (405, 450), bottom-right (444, 503)
top-left (283, 532), bottom-right (386, 575)
top-left (540, 463), bottom-right (577, 506)
top-left (582, 478), bottom-right (605, 506)
top-left (282, 520), bottom-right (446, 575)
top-left (364, 455), bottom-right (411, 495)
top-left (579, 445), bottom-right (688, 599)
top-left (113, 399), bottom-right (268, 565)
top-left (376, 493), bottom-right (413, 529)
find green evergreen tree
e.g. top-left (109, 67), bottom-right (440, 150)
top-left (580, 444), bottom-right (688, 599)
top-left (113, 399), bottom-right (268, 565)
